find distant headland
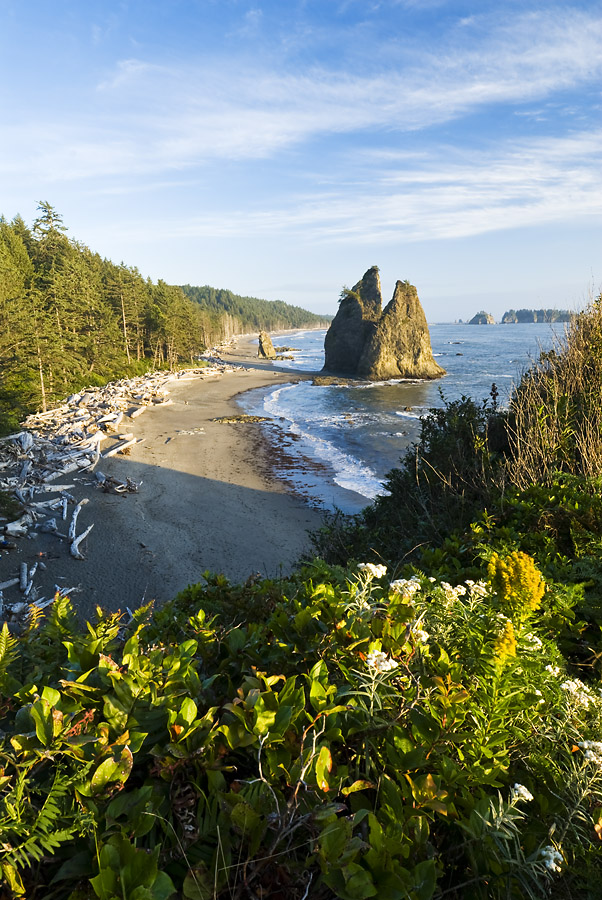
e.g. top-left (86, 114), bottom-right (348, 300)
top-left (468, 308), bottom-right (574, 324)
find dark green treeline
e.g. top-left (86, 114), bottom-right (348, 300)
top-left (181, 284), bottom-right (330, 333)
top-left (0, 205), bottom-right (326, 432)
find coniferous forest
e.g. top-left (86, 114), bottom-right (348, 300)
top-left (0, 204), bottom-right (328, 433)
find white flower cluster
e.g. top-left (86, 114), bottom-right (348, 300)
top-left (440, 581), bottom-right (464, 601)
top-left (390, 576), bottom-right (421, 599)
top-left (411, 625), bottom-right (430, 644)
top-left (545, 664), bottom-right (561, 677)
top-left (540, 845), bottom-right (563, 873)
top-left (524, 633), bottom-right (543, 649)
top-left (358, 563), bottom-right (388, 579)
top-left (511, 783), bottom-right (534, 803)
top-left (366, 650), bottom-right (398, 673)
top-left (578, 740), bottom-right (602, 766)
top-left (561, 678), bottom-right (594, 708)
top-left (464, 579), bottom-right (489, 598)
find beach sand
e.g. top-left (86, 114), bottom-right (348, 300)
top-left (4, 352), bottom-right (326, 622)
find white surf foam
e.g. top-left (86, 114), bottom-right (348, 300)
top-left (261, 385), bottom-right (385, 500)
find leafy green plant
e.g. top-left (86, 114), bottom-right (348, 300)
top-left (0, 557), bottom-right (600, 898)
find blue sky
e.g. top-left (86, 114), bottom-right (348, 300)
top-left (1, 0), bottom-right (601, 319)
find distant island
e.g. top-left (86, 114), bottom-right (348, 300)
top-left (501, 308), bottom-right (573, 323)
top-left (468, 308), bottom-right (574, 325)
top-left (468, 311), bottom-right (495, 325)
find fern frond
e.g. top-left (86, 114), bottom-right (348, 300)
top-left (44, 593), bottom-right (78, 639)
top-left (0, 767), bottom-right (82, 874)
top-left (0, 622), bottom-right (19, 679)
top-left (23, 604), bottom-right (44, 636)
top-left (131, 600), bottom-right (155, 631)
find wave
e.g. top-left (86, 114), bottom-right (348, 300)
top-left (262, 385), bottom-right (386, 500)
top-left (395, 408), bottom-right (427, 419)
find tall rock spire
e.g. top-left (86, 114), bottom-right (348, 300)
top-left (323, 268), bottom-right (445, 380)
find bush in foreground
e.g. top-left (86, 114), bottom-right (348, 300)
top-left (1, 557), bottom-right (601, 898)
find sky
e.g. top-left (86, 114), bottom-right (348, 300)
top-left (1, 0), bottom-right (601, 320)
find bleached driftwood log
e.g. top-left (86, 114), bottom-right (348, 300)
top-left (102, 437), bottom-right (139, 458)
top-left (69, 499), bottom-right (89, 541)
top-left (70, 524), bottom-right (94, 560)
top-left (0, 578), bottom-right (19, 591)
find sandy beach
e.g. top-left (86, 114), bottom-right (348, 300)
top-left (2, 347), bottom-right (327, 622)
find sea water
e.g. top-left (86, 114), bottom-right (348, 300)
top-left (238, 324), bottom-right (566, 513)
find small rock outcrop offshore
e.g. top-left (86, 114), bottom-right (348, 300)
top-left (257, 331), bottom-right (276, 359)
top-left (323, 267), bottom-right (445, 381)
top-left (468, 311), bottom-right (496, 325)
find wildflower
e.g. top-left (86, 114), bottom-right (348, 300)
top-left (467, 580), bottom-right (488, 598)
top-left (578, 741), bottom-right (602, 766)
top-left (545, 664), bottom-right (561, 677)
top-left (366, 650), bottom-right (398, 673)
top-left (390, 578), bottom-right (420, 599)
top-left (511, 784), bottom-right (534, 803)
top-left (454, 584), bottom-right (467, 596)
top-left (524, 633), bottom-right (543, 649)
top-left (561, 678), bottom-right (593, 708)
top-left (439, 581), bottom-right (462, 602)
top-left (358, 563), bottom-right (387, 579)
top-left (493, 619), bottom-right (516, 666)
top-left (534, 689), bottom-right (544, 705)
top-left (487, 551), bottom-right (545, 627)
top-left (540, 845), bottom-right (563, 873)
top-left (412, 627), bottom-right (430, 644)
top-left (428, 576), bottom-right (436, 583)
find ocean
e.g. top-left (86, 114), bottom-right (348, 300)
top-left (237, 323), bottom-right (566, 514)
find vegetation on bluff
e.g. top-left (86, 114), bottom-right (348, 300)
top-left (0, 204), bottom-right (324, 433)
top-left (501, 309), bottom-right (573, 324)
top-left (181, 284), bottom-right (330, 333)
top-left (2, 288), bottom-right (602, 897)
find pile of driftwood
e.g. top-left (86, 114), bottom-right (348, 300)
top-left (0, 363), bottom-right (236, 624)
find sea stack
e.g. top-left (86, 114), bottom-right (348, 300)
top-left (257, 331), bottom-right (277, 359)
top-left (323, 266), bottom-right (445, 380)
top-left (468, 311), bottom-right (495, 325)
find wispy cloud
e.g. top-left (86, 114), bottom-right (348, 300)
top-left (1, 7), bottom-right (601, 184)
top-left (113, 129), bottom-right (602, 244)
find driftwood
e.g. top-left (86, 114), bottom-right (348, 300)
top-left (0, 363), bottom-right (239, 618)
top-left (0, 578), bottom-right (19, 591)
top-left (95, 472), bottom-right (140, 494)
top-left (102, 437), bottom-right (140, 459)
top-left (70, 524), bottom-right (94, 560)
top-left (69, 499), bottom-right (89, 541)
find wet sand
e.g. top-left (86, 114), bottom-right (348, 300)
top-left (2, 357), bottom-right (326, 621)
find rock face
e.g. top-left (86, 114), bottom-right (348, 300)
top-left (323, 267), bottom-right (445, 380)
top-left (501, 308), bottom-right (572, 324)
top-left (257, 331), bottom-right (276, 359)
top-left (468, 311), bottom-right (496, 325)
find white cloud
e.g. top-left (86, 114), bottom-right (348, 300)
top-left (1, 7), bottom-right (601, 184)
top-left (110, 128), bottom-right (602, 244)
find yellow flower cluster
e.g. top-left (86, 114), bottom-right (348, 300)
top-left (493, 618), bottom-right (517, 666)
top-left (487, 551), bottom-right (545, 628)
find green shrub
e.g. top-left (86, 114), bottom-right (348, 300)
top-left (1, 560), bottom-right (601, 898)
